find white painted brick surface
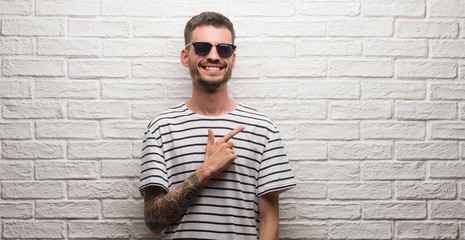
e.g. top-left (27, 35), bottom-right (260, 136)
top-left (1, 1), bottom-right (464, 239)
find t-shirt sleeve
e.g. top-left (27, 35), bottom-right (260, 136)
top-left (257, 129), bottom-right (296, 196)
top-left (139, 124), bottom-right (169, 196)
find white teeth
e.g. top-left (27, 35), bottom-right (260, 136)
top-left (205, 66), bottom-right (220, 71)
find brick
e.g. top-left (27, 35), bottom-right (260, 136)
top-left (429, 0), bottom-right (465, 17)
top-left (3, 221), bottom-right (65, 239)
top-left (329, 142), bottom-right (392, 160)
top-left (231, 81), bottom-right (297, 99)
top-left (3, 58), bottom-right (65, 77)
top-left (3, 100), bottom-right (64, 119)
top-left (165, 81), bottom-right (194, 99)
top-left (364, 39), bottom-right (427, 57)
top-left (101, 0), bottom-right (162, 16)
top-left (0, 80), bottom-right (32, 98)
top-left (233, 0), bottom-right (294, 16)
top-left (69, 60), bottom-right (130, 78)
top-left (432, 40), bottom-right (465, 58)
top-left (68, 101), bottom-right (131, 119)
top-left (261, 101), bottom-right (326, 120)
top-left (1, 18), bottom-right (64, 36)
top-left (460, 182), bottom-right (465, 199)
top-left (297, 81), bottom-right (360, 99)
top-left (2, 141), bottom-right (65, 159)
top-left (0, 0), bottom-right (32, 15)
top-left (134, 20), bottom-right (184, 37)
top-left (0, 122), bottom-right (32, 139)
top-left (395, 181), bottom-right (457, 200)
top-left (166, 0), bottom-right (229, 17)
top-left (461, 103), bottom-right (465, 119)
top-left (285, 142), bottom-right (327, 160)
top-left (281, 182), bottom-right (326, 199)
top-left (397, 60), bottom-right (457, 79)
top-left (102, 121), bottom-right (146, 139)
top-left (2, 181), bottom-right (65, 199)
top-left (298, 202), bottom-right (360, 220)
top-left (0, 202), bottom-right (33, 218)
top-left (431, 83), bottom-right (465, 100)
top-left (36, 0), bottom-right (97, 16)
top-left (132, 101), bottom-right (178, 119)
top-left (297, 39), bottom-right (361, 56)
top-left (103, 200), bottom-right (143, 218)
top-left (396, 20), bottom-right (459, 38)
top-left (0, 38), bottom-right (34, 55)
top-left (361, 80), bottom-right (425, 99)
top-left (263, 58), bottom-right (326, 77)
top-left (68, 221), bottom-right (130, 239)
top-left (362, 201), bottom-right (426, 219)
top-left (264, 21), bottom-right (326, 37)
top-left (280, 223), bottom-right (327, 239)
top-left (36, 200), bottom-right (99, 219)
top-left (36, 161), bottom-right (99, 180)
top-left (330, 101), bottom-right (392, 120)
top-left (396, 221), bottom-right (458, 239)
top-left (431, 122), bottom-right (465, 140)
top-left (362, 0), bottom-right (425, 17)
top-left (329, 221), bottom-right (391, 239)
top-left (361, 161), bottom-right (425, 180)
top-left (361, 122), bottom-right (425, 140)
top-left (299, 0), bottom-right (359, 16)
top-left (329, 60), bottom-right (393, 77)
top-left (396, 102), bottom-right (457, 120)
top-left (240, 40), bottom-right (295, 58)
top-left (0, 161), bottom-right (32, 180)
top-left (68, 181), bottom-right (132, 199)
top-left (68, 141), bottom-right (132, 159)
top-left (396, 142), bottom-right (458, 160)
top-left (329, 18), bottom-right (393, 37)
top-left (68, 20), bottom-right (130, 37)
top-left (102, 80), bottom-right (165, 100)
top-left (132, 61), bottom-right (189, 79)
top-left (431, 201), bottom-right (465, 219)
top-left (37, 38), bottom-right (100, 57)
top-left (296, 162), bottom-right (359, 181)
top-left (461, 223), bottom-right (465, 239)
top-left (102, 160), bottom-right (140, 178)
top-left (231, 20), bottom-right (262, 37)
top-left (328, 182), bottom-right (392, 200)
top-left (103, 39), bottom-right (165, 57)
top-left (297, 123), bottom-right (359, 140)
top-left (36, 80), bottom-right (99, 99)
top-left (279, 201), bottom-right (296, 219)
top-left (430, 161), bottom-right (465, 179)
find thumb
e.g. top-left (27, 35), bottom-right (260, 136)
top-left (207, 128), bottom-right (215, 146)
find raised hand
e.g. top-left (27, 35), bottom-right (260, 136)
top-left (197, 126), bottom-right (245, 183)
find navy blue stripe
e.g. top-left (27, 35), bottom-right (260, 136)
top-left (167, 160), bottom-right (203, 171)
top-left (262, 154), bottom-right (287, 163)
top-left (258, 176), bottom-right (295, 189)
top-left (141, 166), bottom-right (167, 174)
top-left (263, 146), bottom-right (284, 154)
top-left (260, 161), bottom-right (288, 172)
top-left (165, 228), bottom-right (257, 237)
top-left (199, 194), bottom-right (258, 205)
top-left (148, 111), bottom-right (194, 129)
top-left (258, 169), bottom-right (292, 181)
top-left (140, 174), bottom-right (168, 183)
top-left (139, 182), bottom-right (168, 193)
top-left (140, 159), bottom-right (164, 167)
top-left (165, 152), bottom-right (204, 163)
top-left (229, 112), bottom-right (274, 126)
top-left (185, 211), bottom-right (255, 219)
top-left (210, 178), bottom-right (256, 188)
top-left (203, 186), bottom-right (256, 196)
top-left (141, 152), bottom-right (163, 160)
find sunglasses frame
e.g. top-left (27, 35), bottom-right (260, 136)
top-left (185, 42), bottom-right (236, 58)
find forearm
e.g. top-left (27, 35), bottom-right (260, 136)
top-left (144, 173), bottom-right (203, 233)
top-left (258, 216), bottom-right (279, 240)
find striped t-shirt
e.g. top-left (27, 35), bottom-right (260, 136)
top-left (139, 103), bottom-right (296, 240)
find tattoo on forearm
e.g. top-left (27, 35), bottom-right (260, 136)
top-left (144, 174), bottom-right (202, 231)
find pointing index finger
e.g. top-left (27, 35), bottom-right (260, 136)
top-left (219, 126), bottom-right (245, 143)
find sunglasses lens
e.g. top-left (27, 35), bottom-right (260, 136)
top-left (194, 42), bottom-right (212, 56)
top-left (217, 45), bottom-right (234, 58)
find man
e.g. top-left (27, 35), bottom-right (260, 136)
top-left (140, 11), bottom-right (296, 240)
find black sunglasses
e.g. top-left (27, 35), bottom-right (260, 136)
top-left (185, 42), bottom-right (236, 58)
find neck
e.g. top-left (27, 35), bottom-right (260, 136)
top-left (186, 84), bottom-right (238, 117)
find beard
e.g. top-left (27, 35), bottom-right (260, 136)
top-left (188, 59), bottom-right (233, 92)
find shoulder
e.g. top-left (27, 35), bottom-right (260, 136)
top-left (146, 103), bottom-right (189, 132)
top-left (235, 104), bottom-right (279, 132)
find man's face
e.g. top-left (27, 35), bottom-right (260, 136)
top-left (182, 25), bottom-right (236, 92)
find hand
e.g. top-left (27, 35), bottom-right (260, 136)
top-left (198, 126), bottom-right (245, 181)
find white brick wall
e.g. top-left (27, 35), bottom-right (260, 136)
top-left (1, 0), bottom-right (464, 239)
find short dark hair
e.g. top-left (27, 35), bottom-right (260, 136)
top-left (184, 11), bottom-right (235, 45)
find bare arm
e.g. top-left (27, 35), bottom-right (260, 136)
top-left (258, 191), bottom-right (280, 240)
top-left (143, 126), bottom-right (245, 234)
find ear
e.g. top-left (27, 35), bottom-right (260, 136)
top-left (180, 48), bottom-right (189, 67)
top-left (231, 52), bottom-right (236, 69)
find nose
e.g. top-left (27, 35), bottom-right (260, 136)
top-left (207, 45), bottom-right (220, 61)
